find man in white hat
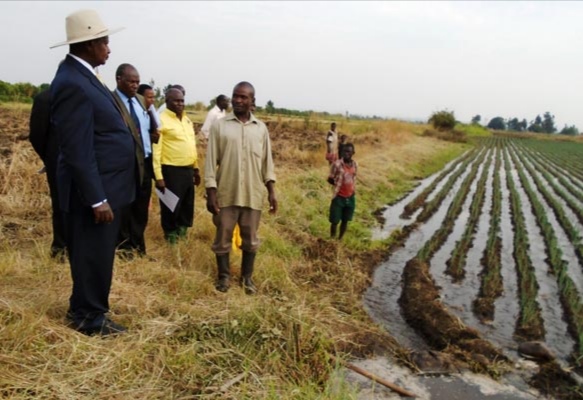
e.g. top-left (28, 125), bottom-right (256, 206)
top-left (50, 9), bottom-right (136, 335)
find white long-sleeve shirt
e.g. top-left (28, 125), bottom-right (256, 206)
top-left (201, 105), bottom-right (226, 139)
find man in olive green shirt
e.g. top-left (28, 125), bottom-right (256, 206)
top-left (205, 81), bottom-right (277, 294)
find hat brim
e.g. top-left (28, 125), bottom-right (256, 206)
top-left (50, 26), bottom-right (124, 49)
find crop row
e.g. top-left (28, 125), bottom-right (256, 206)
top-left (508, 143), bottom-right (583, 362)
top-left (502, 147), bottom-right (545, 340)
top-left (473, 143), bottom-right (503, 322)
top-left (521, 144), bottom-right (583, 204)
top-left (398, 144), bottom-right (506, 366)
top-left (512, 142), bottom-right (583, 265)
top-left (417, 145), bottom-right (490, 262)
top-left (445, 146), bottom-right (493, 282)
top-left (400, 149), bottom-right (476, 219)
top-left (525, 140), bottom-right (583, 184)
top-left (394, 136), bottom-right (583, 368)
top-left (516, 142), bottom-right (583, 227)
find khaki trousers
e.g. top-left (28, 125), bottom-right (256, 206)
top-left (212, 206), bottom-right (261, 254)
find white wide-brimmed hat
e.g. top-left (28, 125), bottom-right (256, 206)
top-left (50, 9), bottom-right (124, 49)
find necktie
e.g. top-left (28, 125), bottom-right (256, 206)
top-left (128, 98), bottom-right (140, 131)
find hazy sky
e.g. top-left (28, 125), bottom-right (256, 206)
top-left (2, 1), bottom-right (582, 129)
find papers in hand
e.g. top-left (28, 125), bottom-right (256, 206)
top-left (155, 188), bottom-right (179, 212)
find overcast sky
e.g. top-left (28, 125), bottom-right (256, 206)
top-left (2, 1), bottom-right (582, 129)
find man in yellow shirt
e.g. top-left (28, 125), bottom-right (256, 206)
top-left (205, 81), bottom-right (277, 294)
top-left (153, 88), bottom-right (201, 243)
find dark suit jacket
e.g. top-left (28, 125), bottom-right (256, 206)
top-left (111, 90), bottom-right (146, 185)
top-left (50, 55), bottom-right (136, 212)
top-left (29, 89), bottom-right (59, 167)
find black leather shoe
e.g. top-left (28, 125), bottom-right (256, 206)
top-left (75, 318), bottom-right (127, 336)
top-left (98, 318), bottom-right (127, 336)
top-left (117, 250), bottom-right (136, 261)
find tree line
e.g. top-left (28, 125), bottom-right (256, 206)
top-left (0, 80), bottom-right (381, 121)
top-left (0, 80), bottom-right (49, 103)
top-left (473, 113), bottom-right (579, 136)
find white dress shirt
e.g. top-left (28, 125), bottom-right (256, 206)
top-left (201, 105), bottom-right (226, 139)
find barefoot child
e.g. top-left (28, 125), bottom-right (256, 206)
top-left (327, 143), bottom-right (357, 240)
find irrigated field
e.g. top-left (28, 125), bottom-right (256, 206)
top-left (2, 99), bottom-right (583, 399)
top-left (367, 137), bottom-right (583, 389)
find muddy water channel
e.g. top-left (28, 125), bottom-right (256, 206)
top-left (365, 151), bottom-right (482, 348)
top-left (430, 151), bottom-right (491, 333)
top-left (362, 138), bottom-right (583, 398)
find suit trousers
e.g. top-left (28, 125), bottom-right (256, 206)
top-left (66, 206), bottom-right (121, 325)
top-left (160, 165), bottom-right (194, 237)
top-left (118, 157), bottom-right (153, 254)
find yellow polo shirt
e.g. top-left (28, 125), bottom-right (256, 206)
top-left (153, 109), bottom-right (199, 180)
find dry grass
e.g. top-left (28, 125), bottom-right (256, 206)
top-left (0, 105), bottom-right (467, 398)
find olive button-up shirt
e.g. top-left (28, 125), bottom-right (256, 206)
top-left (204, 113), bottom-right (276, 211)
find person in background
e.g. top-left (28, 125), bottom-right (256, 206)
top-left (201, 94), bottom-right (229, 140)
top-left (29, 87), bottom-right (67, 260)
top-left (112, 64), bottom-right (152, 258)
top-left (138, 83), bottom-right (161, 146)
top-left (338, 134), bottom-right (348, 160)
top-left (205, 81), bottom-right (277, 295)
top-left (50, 9), bottom-right (136, 335)
top-left (153, 88), bottom-right (200, 243)
top-left (326, 122), bottom-right (338, 165)
top-left (327, 143), bottom-right (357, 240)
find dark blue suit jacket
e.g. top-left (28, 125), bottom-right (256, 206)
top-left (50, 55), bottom-right (136, 212)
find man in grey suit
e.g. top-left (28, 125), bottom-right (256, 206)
top-left (112, 63), bottom-right (152, 258)
top-left (50, 10), bottom-right (136, 335)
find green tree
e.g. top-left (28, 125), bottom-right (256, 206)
top-left (560, 125), bottom-right (579, 135)
top-left (487, 116), bottom-right (506, 130)
top-left (507, 117), bottom-right (522, 131)
top-left (428, 110), bottom-right (456, 131)
top-left (471, 114), bottom-right (481, 125)
top-left (541, 111), bottom-right (556, 134)
top-left (162, 84), bottom-right (173, 96)
top-left (192, 101), bottom-right (206, 111)
top-left (528, 115), bottom-right (543, 133)
top-left (265, 100), bottom-right (275, 113)
top-left (0, 80), bottom-right (47, 103)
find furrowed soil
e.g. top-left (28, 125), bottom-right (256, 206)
top-left (1, 104), bottom-right (581, 399)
